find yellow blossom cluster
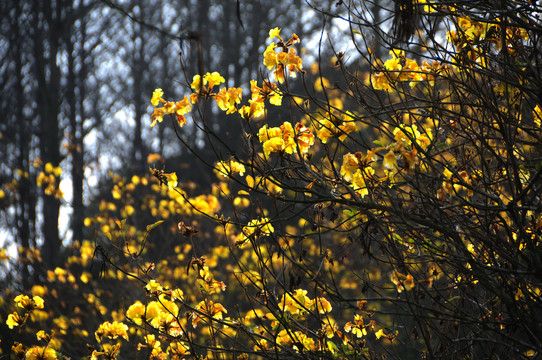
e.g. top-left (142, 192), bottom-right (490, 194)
top-left (94, 321), bottom-right (129, 342)
top-left (371, 49), bottom-right (448, 90)
top-left (344, 313), bottom-right (374, 338)
top-left (258, 122), bottom-right (314, 157)
top-left (197, 265), bottom-right (227, 294)
top-left (214, 86), bottom-right (243, 114)
top-left (215, 160), bottom-right (246, 177)
top-left (25, 346), bottom-right (58, 360)
top-left (37, 162), bottom-right (63, 198)
top-left (276, 329), bottom-right (317, 352)
top-left (239, 80), bottom-right (282, 120)
top-left (447, 15), bottom-right (528, 65)
top-left (340, 152), bottom-right (376, 199)
top-left (190, 71), bottom-right (225, 95)
top-left (390, 270), bottom-right (415, 293)
top-left (238, 217), bottom-right (274, 247)
top-left (191, 300), bottom-right (227, 328)
top-left (315, 112), bottom-right (357, 144)
top-left (126, 291), bottom-right (184, 337)
top-left (394, 122), bottom-right (431, 150)
top-left (90, 343), bottom-right (121, 360)
top-left (151, 88), bottom-right (192, 127)
top-left (263, 27), bottom-right (303, 83)
top-left (439, 167), bottom-right (473, 199)
top-left (277, 289), bottom-right (332, 318)
top-left (6, 295), bottom-right (45, 329)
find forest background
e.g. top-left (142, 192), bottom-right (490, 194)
top-left (1, 0), bottom-right (541, 359)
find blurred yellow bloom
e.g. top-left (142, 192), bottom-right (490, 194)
top-left (238, 217), bottom-right (274, 246)
top-left (534, 105), bottom-right (541, 127)
top-left (383, 150), bottom-right (397, 170)
top-left (164, 172), bottom-right (178, 189)
top-left (313, 297), bottom-right (332, 314)
top-left (145, 279), bottom-right (164, 293)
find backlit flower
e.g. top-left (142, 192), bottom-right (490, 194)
top-left (151, 88), bottom-right (164, 106)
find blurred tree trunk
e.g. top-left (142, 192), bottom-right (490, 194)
top-left (32, 0), bottom-right (63, 268)
top-left (66, 16), bottom-right (86, 244)
top-left (12, 0), bottom-right (37, 288)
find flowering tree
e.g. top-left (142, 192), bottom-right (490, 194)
top-left (3, 1), bottom-right (542, 359)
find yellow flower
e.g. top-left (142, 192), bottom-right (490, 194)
top-left (390, 271), bottom-right (415, 293)
top-left (94, 321), bottom-right (129, 343)
top-left (91, 343), bottom-right (121, 360)
top-left (191, 74), bottom-right (206, 92)
top-left (191, 72), bottom-right (225, 97)
top-left (126, 301), bottom-right (145, 325)
top-left (294, 122), bottom-right (315, 154)
top-left (250, 80), bottom-right (282, 106)
top-left (14, 294), bottom-right (44, 310)
top-left (192, 300), bottom-right (227, 328)
top-left (146, 301), bottom-right (161, 321)
top-left (215, 160), bottom-right (246, 177)
top-left (340, 152), bottom-right (364, 181)
top-left (168, 341), bottom-right (190, 357)
top-left (25, 346), bottom-right (57, 360)
top-left (371, 72), bottom-right (391, 91)
top-left (6, 312), bottom-right (22, 329)
top-left (174, 96), bottom-right (191, 127)
top-left (263, 43), bottom-right (278, 70)
top-left (263, 137), bottom-right (284, 157)
top-left (150, 107), bottom-right (165, 127)
top-left (383, 150), bottom-right (397, 170)
top-left (280, 122), bottom-right (296, 154)
top-left (351, 167), bottom-right (374, 199)
top-left (534, 105), bottom-right (542, 127)
top-left (239, 99), bottom-right (265, 120)
top-left (145, 279), bottom-right (164, 293)
top-left (163, 172), bottom-right (178, 189)
top-left (151, 88), bottom-right (164, 106)
top-left (36, 330), bottom-right (48, 341)
top-left (171, 288), bottom-right (184, 301)
top-left (214, 87), bottom-right (243, 114)
top-left (283, 47), bottom-right (303, 74)
top-left (205, 71), bottom-right (225, 89)
top-left (238, 217), bottom-right (274, 246)
top-left (313, 297), bottom-right (332, 314)
top-left (33, 296), bottom-right (44, 309)
top-left (393, 124), bottom-right (421, 146)
top-left (268, 27), bottom-right (282, 41)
